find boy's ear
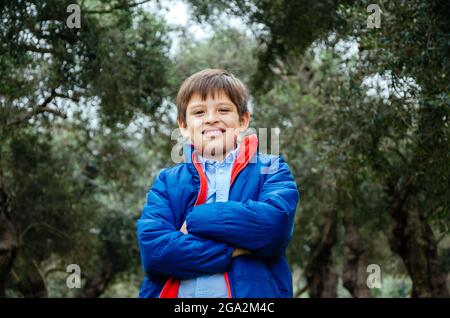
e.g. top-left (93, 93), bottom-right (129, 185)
top-left (177, 119), bottom-right (190, 138)
top-left (239, 111), bottom-right (250, 133)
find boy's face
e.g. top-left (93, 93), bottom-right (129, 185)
top-left (178, 90), bottom-right (250, 160)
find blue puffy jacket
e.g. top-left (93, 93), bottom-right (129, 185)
top-left (137, 134), bottom-right (299, 298)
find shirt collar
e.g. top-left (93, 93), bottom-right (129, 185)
top-left (197, 144), bottom-right (240, 169)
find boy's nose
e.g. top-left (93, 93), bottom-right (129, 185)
top-left (205, 110), bottom-right (219, 123)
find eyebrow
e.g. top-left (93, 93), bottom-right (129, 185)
top-left (188, 102), bottom-right (206, 108)
top-left (217, 102), bottom-right (233, 107)
top-left (188, 101), bottom-right (234, 109)
top-left (188, 105), bottom-right (206, 112)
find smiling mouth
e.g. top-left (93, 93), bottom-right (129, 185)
top-left (202, 128), bottom-right (226, 137)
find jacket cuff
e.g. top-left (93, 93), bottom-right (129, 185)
top-left (186, 202), bottom-right (225, 236)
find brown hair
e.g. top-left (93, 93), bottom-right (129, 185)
top-left (176, 69), bottom-right (249, 125)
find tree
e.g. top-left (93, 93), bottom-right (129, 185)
top-left (0, 0), bottom-right (172, 297)
top-left (190, 0), bottom-right (449, 297)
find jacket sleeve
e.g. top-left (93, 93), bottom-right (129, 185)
top-left (186, 156), bottom-right (299, 259)
top-left (137, 169), bottom-right (235, 280)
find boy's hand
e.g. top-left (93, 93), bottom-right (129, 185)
top-left (180, 220), bottom-right (188, 234)
top-left (232, 247), bottom-right (251, 258)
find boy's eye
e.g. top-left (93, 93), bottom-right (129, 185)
top-left (194, 110), bottom-right (204, 115)
top-left (219, 108), bottom-right (230, 112)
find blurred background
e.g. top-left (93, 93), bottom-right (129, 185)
top-left (0, 0), bottom-right (449, 298)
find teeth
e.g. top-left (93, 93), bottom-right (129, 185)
top-left (204, 129), bottom-right (223, 137)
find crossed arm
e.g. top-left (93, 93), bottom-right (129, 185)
top-left (179, 221), bottom-right (250, 257)
top-left (137, 157), bottom-right (299, 279)
top-left (137, 170), bottom-right (246, 280)
top-left (185, 157), bottom-right (299, 259)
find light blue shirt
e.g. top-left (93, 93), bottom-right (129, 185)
top-left (178, 146), bottom-right (239, 298)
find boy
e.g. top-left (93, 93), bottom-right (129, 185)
top-left (137, 69), bottom-right (299, 298)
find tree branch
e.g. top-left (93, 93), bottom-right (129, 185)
top-left (19, 222), bottom-right (70, 245)
top-left (436, 233), bottom-right (448, 246)
top-left (294, 284), bottom-right (309, 297)
top-left (43, 266), bottom-right (67, 278)
top-left (6, 90), bottom-right (68, 127)
top-left (7, 106), bottom-right (67, 127)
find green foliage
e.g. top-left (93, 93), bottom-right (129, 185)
top-left (172, 27), bottom-right (259, 93)
top-left (0, 0), bottom-right (172, 128)
top-left (186, 0), bottom-right (355, 90)
top-left (1, 0), bottom-right (448, 297)
top-left (244, 0), bottom-right (449, 296)
top-left (0, 0), bottom-right (174, 297)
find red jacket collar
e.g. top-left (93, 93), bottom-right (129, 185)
top-left (182, 134), bottom-right (259, 166)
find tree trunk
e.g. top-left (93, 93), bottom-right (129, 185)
top-left (304, 209), bottom-right (338, 297)
top-left (342, 209), bottom-right (372, 298)
top-left (15, 274), bottom-right (48, 298)
top-left (0, 174), bottom-right (18, 298)
top-left (78, 260), bottom-right (114, 298)
top-left (387, 178), bottom-right (449, 298)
